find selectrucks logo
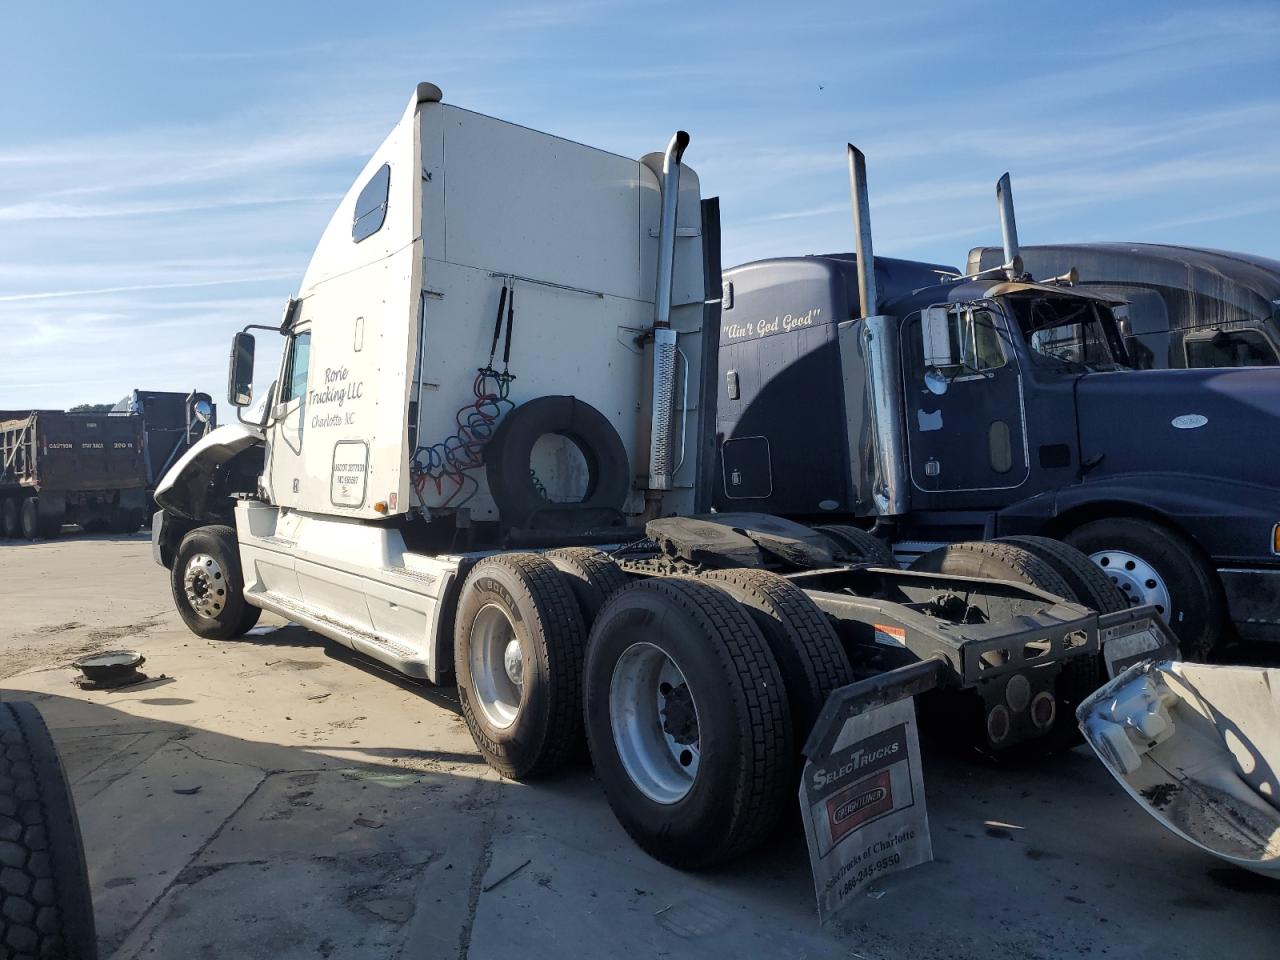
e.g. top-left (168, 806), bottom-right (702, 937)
top-left (723, 307), bottom-right (822, 341)
top-left (810, 738), bottom-right (901, 790)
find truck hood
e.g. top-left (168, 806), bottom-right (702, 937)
top-left (154, 421), bottom-right (265, 520)
top-left (1075, 367), bottom-right (1280, 488)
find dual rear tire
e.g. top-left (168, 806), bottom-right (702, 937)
top-left (453, 552), bottom-right (850, 868)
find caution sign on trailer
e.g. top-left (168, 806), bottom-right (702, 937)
top-left (800, 698), bottom-right (931, 922)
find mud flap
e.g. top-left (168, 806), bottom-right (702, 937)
top-left (1096, 607), bottom-right (1179, 678)
top-left (1078, 660), bottom-right (1280, 878)
top-left (800, 661), bottom-right (942, 921)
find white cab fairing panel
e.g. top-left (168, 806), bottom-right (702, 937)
top-left (1079, 660), bottom-right (1280, 878)
top-left (235, 501), bottom-right (462, 681)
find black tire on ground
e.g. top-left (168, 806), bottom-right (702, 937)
top-left (996, 536), bottom-right (1127, 614)
top-left (544, 547), bottom-right (630, 626)
top-left (1064, 517), bottom-right (1222, 661)
top-left (19, 497), bottom-right (39, 542)
top-left (36, 506), bottom-right (62, 539)
top-left (584, 577), bottom-right (793, 869)
top-left (813, 524), bottom-right (894, 565)
top-left (170, 524), bottom-right (261, 640)
top-left (0, 700), bottom-right (98, 960)
top-left (699, 567), bottom-right (852, 755)
top-left (107, 507), bottom-right (142, 535)
top-left (112, 506), bottom-right (143, 537)
top-left (454, 553), bottom-right (587, 780)
top-left (910, 540), bottom-right (1091, 750)
top-left (996, 535), bottom-right (1126, 729)
top-left (484, 396), bottom-right (630, 527)
top-left (1, 497), bottom-right (17, 539)
top-left (909, 540), bottom-right (1076, 608)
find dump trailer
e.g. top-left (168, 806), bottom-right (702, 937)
top-left (1, 410), bottom-right (149, 539)
top-left (151, 85), bottom-right (1169, 870)
top-left (715, 150), bottom-right (1280, 659)
top-left (965, 243), bottom-right (1280, 369)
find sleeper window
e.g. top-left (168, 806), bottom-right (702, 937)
top-left (352, 164), bottom-right (391, 242)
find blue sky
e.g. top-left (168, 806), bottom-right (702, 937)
top-left (3, 0), bottom-right (1278, 409)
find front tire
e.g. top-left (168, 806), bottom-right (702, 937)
top-left (1064, 517), bottom-right (1221, 660)
top-left (584, 578), bottom-right (793, 869)
top-left (454, 554), bottom-right (586, 780)
top-left (170, 525), bottom-right (260, 640)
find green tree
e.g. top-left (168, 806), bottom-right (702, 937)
top-left (68, 403), bottom-right (114, 414)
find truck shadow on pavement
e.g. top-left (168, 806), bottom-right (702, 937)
top-left (3, 657), bottom-right (1278, 959)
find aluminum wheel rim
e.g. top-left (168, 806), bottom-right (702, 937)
top-left (469, 603), bottom-right (524, 729)
top-left (183, 553), bottom-right (227, 619)
top-left (1089, 549), bottom-right (1172, 617)
top-left (609, 641), bottom-right (701, 805)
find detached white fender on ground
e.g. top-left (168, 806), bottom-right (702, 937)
top-left (1078, 659), bottom-right (1280, 878)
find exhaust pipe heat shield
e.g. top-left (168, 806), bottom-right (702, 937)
top-left (1078, 660), bottom-right (1280, 878)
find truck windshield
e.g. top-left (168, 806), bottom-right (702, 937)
top-left (1006, 294), bottom-right (1130, 374)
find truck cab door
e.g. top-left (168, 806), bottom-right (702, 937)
top-left (900, 305), bottom-right (1029, 495)
top-left (267, 323), bottom-right (312, 507)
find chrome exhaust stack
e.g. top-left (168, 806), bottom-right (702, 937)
top-left (843, 144), bottom-right (908, 516)
top-left (646, 130), bottom-right (689, 494)
top-left (996, 172), bottom-right (1024, 281)
top-left (847, 144), bottom-right (878, 316)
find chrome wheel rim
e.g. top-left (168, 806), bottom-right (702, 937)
top-left (183, 553), bottom-right (227, 619)
top-left (469, 604), bottom-right (524, 729)
top-left (609, 641), bottom-right (701, 805)
top-left (1089, 549), bottom-right (1171, 617)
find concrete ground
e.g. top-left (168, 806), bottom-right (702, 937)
top-left (1, 533), bottom-right (1277, 959)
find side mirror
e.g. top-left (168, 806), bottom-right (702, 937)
top-left (921, 305), bottom-right (956, 368)
top-left (228, 332), bottom-right (256, 407)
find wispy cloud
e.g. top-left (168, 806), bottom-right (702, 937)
top-left (1, 1), bottom-right (1277, 409)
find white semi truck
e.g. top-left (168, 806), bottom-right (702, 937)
top-left (152, 84), bottom-right (1172, 868)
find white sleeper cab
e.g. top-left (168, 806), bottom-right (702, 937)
top-left (154, 86), bottom-right (1177, 872)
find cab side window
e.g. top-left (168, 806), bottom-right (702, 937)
top-left (954, 308), bottom-right (1007, 373)
top-left (281, 330), bottom-right (311, 404)
top-left (1184, 329), bottom-right (1279, 368)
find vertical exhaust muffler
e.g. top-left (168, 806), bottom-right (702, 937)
top-left (844, 144), bottom-right (908, 516)
top-left (996, 172), bottom-right (1024, 281)
top-left (646, 130), bottom-right (689, 495)
top-left (847, 144), bottom-right (878, 315)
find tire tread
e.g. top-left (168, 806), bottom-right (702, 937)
top-left (0, 701), bottom-right (96, 960)
top-left (588, 577), bottom-right (793, 866)
top-left (455, 553), bottom-right (586, 780)
top-left (814, 524), bottom-right (894, 565)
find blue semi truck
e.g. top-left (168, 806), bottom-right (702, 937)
top-left (715, 149), bottom-right (1280, 658)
